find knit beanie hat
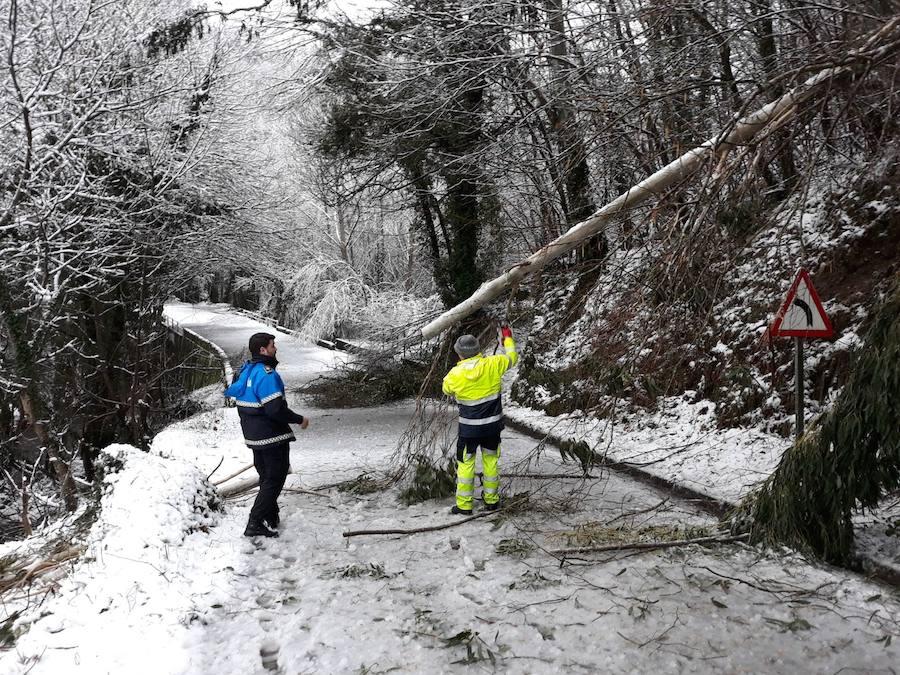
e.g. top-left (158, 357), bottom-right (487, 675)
top-left (454, 334), bottom-right (481, 359)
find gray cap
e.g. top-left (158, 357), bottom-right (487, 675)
top-left (454, 334), bottom-right (481, 359)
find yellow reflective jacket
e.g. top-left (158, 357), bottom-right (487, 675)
top-left (442, 337), bottom-right (518, 438)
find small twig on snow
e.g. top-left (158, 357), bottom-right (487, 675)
top-left (487, 472), bottom-right (600, 480)
top-left (342, 510), bottom-right (499, 538)
top-left (205, 456), bottom-right (225, 481)
top-left (606, 498), bottom-right (670, 524)
top-left (281, 487), bottom-right (330, 498)
top-left (550, 533), bottom-right (749, 557)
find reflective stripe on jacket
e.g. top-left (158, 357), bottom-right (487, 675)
top-left (224, 358), bottom-right (304, 449)
top-left (442, 337), bottom-right (518, 438)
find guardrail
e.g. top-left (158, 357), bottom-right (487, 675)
top-left (229, 307), bottom-right (366, 354)
top-left (163, 316), bottom-right (234, 389)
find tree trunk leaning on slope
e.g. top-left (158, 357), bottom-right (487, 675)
top-left (419, 17), bottom-right (900, 340)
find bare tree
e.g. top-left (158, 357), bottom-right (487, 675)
top-left (0, 0), bottom-right (234, 513)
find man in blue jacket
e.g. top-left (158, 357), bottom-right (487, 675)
top-left (225, 332), bottom-right (309, 538)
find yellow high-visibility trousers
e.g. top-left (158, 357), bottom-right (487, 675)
top-left (455, 436), bottom-right (501, 510)
top-left (482, 447), bottom-right (500, 505)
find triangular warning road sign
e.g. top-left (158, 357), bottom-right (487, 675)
top-left (770, 268), bottom-right (834, 338)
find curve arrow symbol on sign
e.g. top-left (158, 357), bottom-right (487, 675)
top-left (792, 298), bottom-right (813, 326)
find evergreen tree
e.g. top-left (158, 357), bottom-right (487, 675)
top-left (314, 1), bottom-right (512, 306)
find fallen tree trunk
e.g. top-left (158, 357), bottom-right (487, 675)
top-left (420, 18), bottom-right (900, 340)
top-left (217, 475), bottom-right (260, 498)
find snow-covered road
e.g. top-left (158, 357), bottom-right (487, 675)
top-left (3, 303), bottom-right (898, 675)
top-left (160, 303), bottom-right (713, 497)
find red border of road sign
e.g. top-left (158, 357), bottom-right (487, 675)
top-left (770, 268), bottom-right (834, 338)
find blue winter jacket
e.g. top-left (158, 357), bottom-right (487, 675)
top-left (224, 355), bottom-right (305, 449)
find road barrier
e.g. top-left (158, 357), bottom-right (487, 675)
top-left (163, 316), bottom-right (234, 391)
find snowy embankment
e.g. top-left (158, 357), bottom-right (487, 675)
top-left (507, 396), bottom-right (780, 506)
top-left (504, 175), bottom-right (900, 579)
top-left (2, 304), bottom-right (899, 674)
top-left (1, 445), bottom-right (222, 674)
top-left (505, 395), bottom-right (900, 580)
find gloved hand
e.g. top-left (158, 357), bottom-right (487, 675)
top-left (501, 326), bottom-right (513, 339)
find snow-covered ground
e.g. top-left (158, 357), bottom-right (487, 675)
top-left (2, 304), bottom-right (899, 674)
top-left (506, 396), bottom-right (780, 506)
top-left (504, 383), bottom-right (900, 579)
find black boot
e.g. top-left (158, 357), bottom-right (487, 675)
top-left (450, 505), bottom-right (472, 516)
top-left (263, 510), bottom-right (280, 529)
top-left (483, 502), bottom-right (500, 512)
top-left (244, 519), bottom-right (279, 538)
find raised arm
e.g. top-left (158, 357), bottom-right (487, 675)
top-left (500, 326), bottom-right (518, 368)
top-left (490, 326), bottom-right (518, 375)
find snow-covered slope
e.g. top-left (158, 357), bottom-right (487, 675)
top-left (508, 154), bottom-right (900, 574)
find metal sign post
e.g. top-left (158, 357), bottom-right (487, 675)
top-left (770, 268), bottom-right (833, 440)
top-left (794, 337), bottom-right (804, 440)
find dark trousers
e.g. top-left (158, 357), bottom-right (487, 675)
top-left (249, 442), bottom-right (290, 524)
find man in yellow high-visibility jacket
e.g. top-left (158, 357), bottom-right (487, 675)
top-left (442, 327), bottom-right (518, 515)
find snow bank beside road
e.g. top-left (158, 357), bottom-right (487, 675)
top-left (5, 445), bottom-right (224, 675)
top-left (506, 394), bottom-right (785, 505)
top-left (505, 394), bottom-right (900, 577)
top-left (98, 444), bottom-right (222, 545)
